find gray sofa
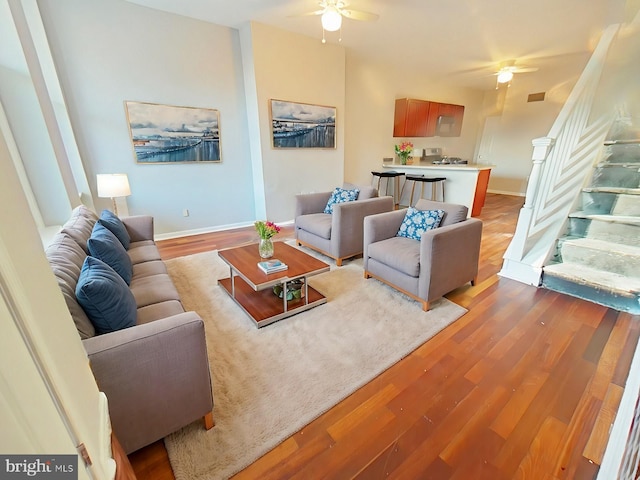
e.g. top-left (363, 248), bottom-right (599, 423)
top-left (45, 205), bottom-right (214, 454)
top-left (295, 184), bottom-right (395, 265)
top-left (363, 199), bottom-right (482, 311)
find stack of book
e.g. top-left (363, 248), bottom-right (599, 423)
top-left (257, 259), bottom-right (288, 274)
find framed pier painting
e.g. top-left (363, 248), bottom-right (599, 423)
top-left (270, 99), bottom-right (336, 149)
top-left (125, 101), bottom-right (221, 163)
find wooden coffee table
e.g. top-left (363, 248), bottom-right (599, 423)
top-left (218, 242), bottom-right (330, 328)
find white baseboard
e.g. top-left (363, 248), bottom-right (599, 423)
top-left (487, 189), bottom-right (526, 197)
top-left (154, 219), bottom-right (295, 241)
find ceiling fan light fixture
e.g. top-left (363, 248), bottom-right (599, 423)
top-left (321, 7), bottom-right (342, 31)
top-left (497, 70), bottom-right (514, 84)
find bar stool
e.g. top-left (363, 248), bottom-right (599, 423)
top-left (399, 175), bottom-right (446, 207)
top-left (371, 171), bottom-right (405, 208)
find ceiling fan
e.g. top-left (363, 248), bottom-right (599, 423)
top-left (493, 60), bottom-right (539, 87)
top-left (293, 1), bottom-right (379, 43)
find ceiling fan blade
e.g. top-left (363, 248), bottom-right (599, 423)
top-left (287, 9), bottom-right (326, 18)
top-left (513, 67), bottom-right (539, 73)
top-left (340, 9), bottom-right (379, 21)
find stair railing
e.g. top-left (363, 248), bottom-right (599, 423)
top-left (500, 23), bottom-right (620, 286)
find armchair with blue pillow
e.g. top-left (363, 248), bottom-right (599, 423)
top-left (363, 199), bottom-right (482, 311)
top-left (295, 183), bottom-right (394, 266)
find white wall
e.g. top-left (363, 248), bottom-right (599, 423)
top-left (344, 55), bottom-right (485, 186)
top-left (38, 0), bottom-right (256, 235)
top-left (0, 119), bottom-right (113, 478)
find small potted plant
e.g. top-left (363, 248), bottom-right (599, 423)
top-left (395, 141), bottom-right (414, 165)
top-left (254, 220), bottom-right (281, 258)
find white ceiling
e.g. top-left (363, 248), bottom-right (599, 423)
top-left (125, 0), bottom-right (629, 90)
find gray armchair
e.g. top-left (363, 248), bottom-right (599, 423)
top-left (295, 184), bottom-right (394, 266)
top-left (363, 199), bottom-right (482, 311)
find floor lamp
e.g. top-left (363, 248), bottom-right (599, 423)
top-left (96, 174), bottom-right (131, 216)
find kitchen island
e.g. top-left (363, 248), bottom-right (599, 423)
top-left (382, 162), bottom-right (493, 217)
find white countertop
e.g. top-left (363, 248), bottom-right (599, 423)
top-left (382, 162), bottom-right (494, 171)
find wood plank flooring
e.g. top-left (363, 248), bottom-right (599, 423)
top-left (129, 193), bottom-right (640, 479)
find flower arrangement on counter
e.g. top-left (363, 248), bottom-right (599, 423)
top-left (254, 220), bottom-right (281, 240)
top-left (395, 141), bottom-right (414, 165)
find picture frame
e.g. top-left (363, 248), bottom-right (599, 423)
top-left (124, 101), bottom-right (221, 163)
top-left (270, 99), bottom-right (336, 149)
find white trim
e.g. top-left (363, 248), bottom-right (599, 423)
top-left (498, 258), bottom-right (543, 286)
top-left (154, 219), bottom-right (295, 241)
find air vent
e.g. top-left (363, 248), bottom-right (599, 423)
top-left (528, 92), bottom-right (546, 102)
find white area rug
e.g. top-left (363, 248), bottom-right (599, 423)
top-left (163, 248), bottom-right (467, 480)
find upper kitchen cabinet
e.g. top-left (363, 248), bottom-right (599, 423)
top-left (433, 103), bottom-right (465, 137)
top-left (393, 98), bottom-right (434, 137)
top-left (393, 98), bottom-right (464, 137)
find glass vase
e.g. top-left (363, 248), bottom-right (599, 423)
top-left (259, 238), bottom-right (274, 259)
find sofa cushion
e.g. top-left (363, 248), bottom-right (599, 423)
top-left (130, 274), bottom-right (182, 308)
top-left (324, 187), bottom-right (359, 214)
top-left (396, 207), bottom-right (444, 240)
top-left (88, 223), bottom-right (133, 285)
top-left (132, 260), bottom-right (167, 279)
top-left (128, 243), bottom-right (162, 265)
top-left (368, 236), bottom-right (421, 277)
top-left (75, 257), bottom-right (137, 335)
top-left (295, 213), bottom-right (332, 239)
top-left (46, 232), bottom-right (95, 339)
top-left (136, 300), bottom-right (185, 325)
top-left (61, 206), bottom-right (98, 253)
top-left (98, 209), bottom-right (131, 250)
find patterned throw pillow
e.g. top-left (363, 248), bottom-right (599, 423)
top-left (396, 207), bottom-right (445, 240)
top-left (324, 187), bottom-right (360, 214)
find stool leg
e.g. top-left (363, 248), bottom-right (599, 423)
top-left (410, 181), bottom-right (417, 207)
top-left (399, 178), bottom-right (408, 207)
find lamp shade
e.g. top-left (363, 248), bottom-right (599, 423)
top-left (321, 7), bottom-right (342, 31)
top-left (97, 174), bottom-right (131, 198)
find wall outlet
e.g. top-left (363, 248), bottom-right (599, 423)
top-left (183, 209), bottom-right (189, 217)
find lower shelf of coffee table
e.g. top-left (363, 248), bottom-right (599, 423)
top-left (218, 276), bottom-right (326, 328)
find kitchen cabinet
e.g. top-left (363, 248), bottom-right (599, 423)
top-left (393, 98), bottom-right (464, 137)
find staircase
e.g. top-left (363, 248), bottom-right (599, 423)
top-left (542, 123), bottom-right (640, 314)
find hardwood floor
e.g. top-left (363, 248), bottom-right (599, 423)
top-left (129, 193), bottom-right (640, 479)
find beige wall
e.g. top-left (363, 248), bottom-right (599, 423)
top-left (245, 22), bottom-right (346, 223)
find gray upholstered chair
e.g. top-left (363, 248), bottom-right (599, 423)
top-left (363, 199), bottom-right (482, 311)
top-left (295, 184), bottom-right (394, 266)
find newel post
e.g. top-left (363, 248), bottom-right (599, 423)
top-left (499, 136), bottom-right (555, 286)
top-left (523, 137), bottom-right (555, 209)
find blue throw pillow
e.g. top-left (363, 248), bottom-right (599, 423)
top-left (88, 223), bottom-right (133, 285)
top-left (98, 209), bottom-right (130, 250)
top-left (75, 256), bottom-right (137, 335)
top-left (396, 207), bottom-right (445, 240)
top-left (323, 187), bottom-right (360, 214)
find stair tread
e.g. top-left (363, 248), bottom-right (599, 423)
top-left (582, 187), bottom-right (640, 195)
top-left (544, 263), bottom-right (640, 292)
top-left (596, 162), bottom-right (640, 167)
top-left (568, 211), bottom-right (640, 224)
top-left (604, 139), bottom-right (640, 145)
top-left (562, 237), bottom-right (640, 255)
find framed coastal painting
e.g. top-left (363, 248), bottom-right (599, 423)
top-left (124, 101), bottom-right (221, 163)
top-left (270, 99), bottom-right (336, 149)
